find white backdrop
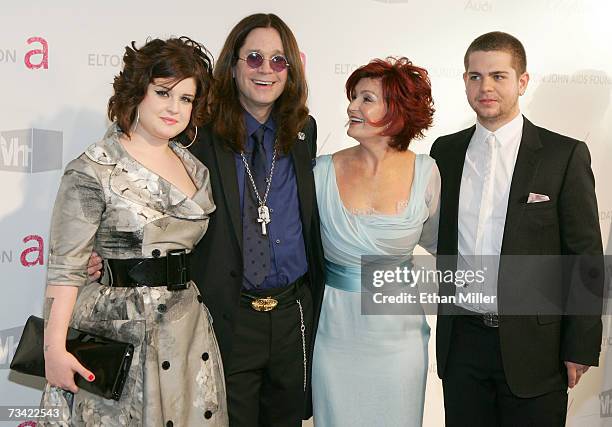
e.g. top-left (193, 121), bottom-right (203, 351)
top-left (1, 1), bottom-right (611, 426)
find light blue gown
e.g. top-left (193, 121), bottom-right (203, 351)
top-left (312, 154), bottom-right (440, 427)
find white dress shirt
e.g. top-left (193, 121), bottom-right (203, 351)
top-left (455, 113), bottom-right (524, 313)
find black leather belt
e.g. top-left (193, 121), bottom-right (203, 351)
top-left (107, 249), bottom-right (192, 291)
top-left (241, 276), bottom-right (306, 312)
top-left (453, 305), bottom-right (500, 328)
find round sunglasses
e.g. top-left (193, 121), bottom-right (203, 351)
top-left (237, 52), bottom-right (290, 72)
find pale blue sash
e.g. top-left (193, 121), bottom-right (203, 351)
top-left (325, 261), bottom-right (362, 293)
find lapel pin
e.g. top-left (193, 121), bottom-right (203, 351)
top-left (297, 132), bottom-right (305, 141)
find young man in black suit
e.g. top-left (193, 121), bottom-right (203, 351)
top-left (431, 31), bottom-right (603, 426)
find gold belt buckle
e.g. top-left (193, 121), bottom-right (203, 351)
top-left (251, 296), bottom-right (278, 312)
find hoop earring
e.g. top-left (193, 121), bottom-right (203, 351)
top-left (132, 109), bottom-right (140, 132)
top-left (178, 126), bottom-right (198, 149)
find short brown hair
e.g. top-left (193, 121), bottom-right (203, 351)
top-left (210, 13), bottom-right (309, 154)
top-left (345, 57), bottom-right (434, 151)
top-left (108, 36), bottom-right (214, 141)
top-left (464, 31), bottom-right (527, 74)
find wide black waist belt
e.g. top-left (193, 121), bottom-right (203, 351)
top-left (241, 275), bottom-right (307, 312)
top-left (107, 249), bottom-right (192, 291)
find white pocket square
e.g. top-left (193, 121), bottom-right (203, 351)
top-left (527, 192), bottom-right (550, 203)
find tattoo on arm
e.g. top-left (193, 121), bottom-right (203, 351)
top-left (43, 297), bottom-right (55, 329)
top-left (44, 344), bottom-right (50, 352)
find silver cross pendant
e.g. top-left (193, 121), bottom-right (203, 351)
top-left (257, 205), bottom-right (271, 235)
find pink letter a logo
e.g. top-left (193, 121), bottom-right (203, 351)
top-left (24, 37), bottom-right (48, 69)
top-left (20, 234), bottom-right (44, 266)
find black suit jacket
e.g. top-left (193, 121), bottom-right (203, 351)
top-left (189, 116), bottom-right (325, 417)
top-left (431, 117), bottom-right (603, 397)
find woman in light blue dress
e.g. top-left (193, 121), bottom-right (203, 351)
top-left (312, 57), bottom-right (440, 426)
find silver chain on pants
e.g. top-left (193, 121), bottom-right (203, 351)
top-left (296, 299), bottom-right (307, 392)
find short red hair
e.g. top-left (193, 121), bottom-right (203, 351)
top-left (345, 57), bottom-right (434, 151)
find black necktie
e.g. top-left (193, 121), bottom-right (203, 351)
top-left (251, 125), bottom-right (267, 192)
top-left (243, 125), bottom-right (271, 287)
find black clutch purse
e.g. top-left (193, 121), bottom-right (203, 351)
top-left (10, 315), bottom-right (134, 401)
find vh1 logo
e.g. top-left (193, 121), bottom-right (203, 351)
top-left (0, 129), bottom-right (62, 173)
top-left (602, 388), bottom-right (612, 418)
top-left (0, 325), bottom-right (24, 369)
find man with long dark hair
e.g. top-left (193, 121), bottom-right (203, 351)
top-left (189, 13), bottom-right (324, 426)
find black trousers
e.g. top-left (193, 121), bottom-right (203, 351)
top-left (226, 282), bottom-right (313, 427)
top-left (443, 316), bottom-right (568, 427)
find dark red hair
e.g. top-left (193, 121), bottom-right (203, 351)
top-left (345, 57), bottom-right (434, 151)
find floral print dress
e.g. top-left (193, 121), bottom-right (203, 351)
top-left (39, 124), bottom-right (228, 426)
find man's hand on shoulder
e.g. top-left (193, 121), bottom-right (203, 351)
top-left (87, 251), bottom-right (103, 283)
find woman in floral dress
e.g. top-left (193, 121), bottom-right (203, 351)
top-left (40, 37), bottom-right (228, 426)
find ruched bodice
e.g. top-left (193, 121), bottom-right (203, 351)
top-left (316, 153), bottom-right (438, 263)
top-left (314, 153), bottom-right (439, 291)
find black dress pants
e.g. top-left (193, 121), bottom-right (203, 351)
top-left (226, 282), bottom-right (313, 427)
top-left (443, 316), bottom-right (568, 427)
